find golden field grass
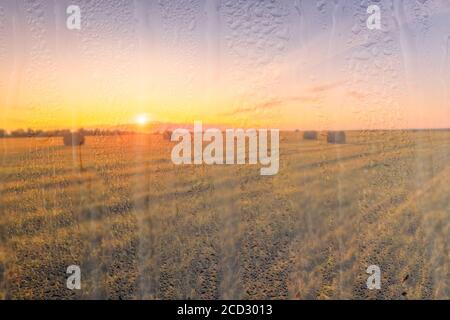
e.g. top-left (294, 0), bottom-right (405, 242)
top-left (0, 130), bottom-right (449, 299)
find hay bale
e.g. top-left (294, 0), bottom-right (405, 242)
top-left (162, 130), bottom-right (172, 141)
top-left (303, 131), bottom-right (318, 140)
top-left (63, 132), bottom-right (85, 146)
top-left (327, 131), bottom-right (346, 144)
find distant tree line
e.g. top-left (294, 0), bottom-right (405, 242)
top-left (0, 128), bottom-right (136, 138)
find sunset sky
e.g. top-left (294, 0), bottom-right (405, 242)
top-left (0, 0), bottom-right (449, 131)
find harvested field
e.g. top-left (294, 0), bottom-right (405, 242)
top-left (0, 130), bottom-right (449, 299)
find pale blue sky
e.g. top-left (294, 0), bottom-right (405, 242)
top-left (0, 0), bottom-right (449, 130)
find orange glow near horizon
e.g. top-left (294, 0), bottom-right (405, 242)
top-left (1, 3), bottom-right (449, 132)
top-left (1, 49), bottom-right (449, 132)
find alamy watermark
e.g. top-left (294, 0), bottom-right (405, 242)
top-left (170, 122), bottom-right (279, 176)
top-left (66, 265), bottom-right (81, 290)
top-left (66, 5), bottom-right (81, 30)
top-left (65, 3), bottom-right (380, 32)
top-left (366, 265), bottom-right (381, 290)
top-left (367, 4), bottom-right (381, 30)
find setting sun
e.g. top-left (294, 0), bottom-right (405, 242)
top-left (135, 114), bottom-right (151, 126)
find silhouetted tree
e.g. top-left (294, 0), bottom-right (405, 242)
top-left (11, 129), bottom-right (25, 137)
top-left (5, 127), bottom-right (136, 139)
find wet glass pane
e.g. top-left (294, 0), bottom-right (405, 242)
top-left (0, 0), bottom-right (449, 300)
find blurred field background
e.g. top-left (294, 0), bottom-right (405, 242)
top-left (0, 130), bottom-right (449, 299)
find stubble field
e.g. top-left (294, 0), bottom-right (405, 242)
top-left (0, 130), bottom-right (449, 299)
